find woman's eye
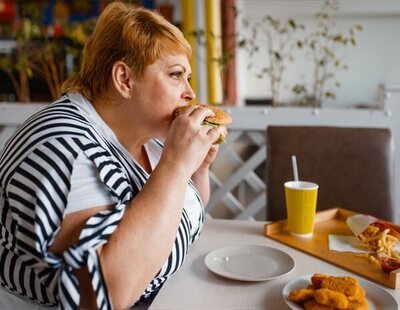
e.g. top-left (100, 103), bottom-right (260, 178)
top-left (170, 71), bottom-right (182, 80)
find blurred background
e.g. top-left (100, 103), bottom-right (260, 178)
top-left (1, 0), bottom-right (399, 107)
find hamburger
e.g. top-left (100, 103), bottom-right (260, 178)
top-left (174, 104), bottom-right (232, 144)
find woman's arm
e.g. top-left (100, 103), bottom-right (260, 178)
top-left (98, 108), bottom-right (220, 308)
top-left (49, 206), bottom-right (111, 309)
top-left (52, 160), bottom-right (191, 309)
top-left (50, 107), bottom-right (220, 309)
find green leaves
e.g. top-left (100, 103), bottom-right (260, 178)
top-left (296, 0), bottom-right (363, 107)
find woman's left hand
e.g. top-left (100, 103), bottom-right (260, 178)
top-left (191, 144), bottom-right (219, 205)
top-left (198, 144), bottom-right (219, 170)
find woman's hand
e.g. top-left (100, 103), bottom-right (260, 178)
top-left (199, 144), bottom-right (219, 170)
top-left (161, 105), bottom-right (220, 178)
top-left (161, 105), bottom-right (220, 205)
top-left (191, 144), bottom-right (219, 205)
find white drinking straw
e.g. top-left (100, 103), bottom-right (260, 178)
top-left (291, 155), bottom-right (299, 182)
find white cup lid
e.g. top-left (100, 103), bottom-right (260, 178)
top-left (284, 181), bottom-right (318, 190)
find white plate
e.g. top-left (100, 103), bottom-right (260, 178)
top-left (204, 244), bottom-right (295, 281)
top-left (282, 274), bottom-right (398, 310)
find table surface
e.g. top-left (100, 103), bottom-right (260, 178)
top-left (149, 218), bottom-right (400, 309)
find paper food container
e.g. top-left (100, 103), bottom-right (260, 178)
top-left (346, 214), bottom-right (377, 237)
top-left (346, 214), bottom-right (400, 240)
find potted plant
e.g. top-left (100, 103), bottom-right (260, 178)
top-left (0, 2), bottom-right (95, 103)
top-left (238, 0), bottom-right (362, 107)
top-left (292, 0), bottom-right (363, 108)
top-left (240, 14), bottom-right (305, 106)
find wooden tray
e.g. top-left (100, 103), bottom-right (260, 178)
top-left (264, 208), bottom-right (400, 289)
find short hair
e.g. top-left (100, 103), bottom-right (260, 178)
top-left (62, 2), bottom-right (192, 100)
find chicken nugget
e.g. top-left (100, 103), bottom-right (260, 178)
top-left (321, 276), bottom-right (360, 298)
top-left (347, 298), bottom-right (368, 310)
top-left (347, 286), bottom-right (366, 302)
top-left (288, 288), bottom-right (315, 303)
top-left (303, 299), bottom-right (334, 310)
top-left (314, 288), bottom-right (349, 309)
top-left (311, 273), bottom-right (331, 288)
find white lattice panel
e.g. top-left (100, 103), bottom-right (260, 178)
top-left (208, 130), bottom-right (266, 221)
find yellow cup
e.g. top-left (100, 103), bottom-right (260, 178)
top-left (284, 181), bottom-right (319, 238)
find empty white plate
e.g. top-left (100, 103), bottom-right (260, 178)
top-left (204, 244), bottom-right (295, 281)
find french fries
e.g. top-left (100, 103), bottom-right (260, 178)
top-left (355, 220), bottom-right (400, 271)
top-left (358, 224), bottom-right (400, 257)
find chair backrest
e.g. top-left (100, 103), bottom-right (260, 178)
top-left (266, 126), bottom-right (395, 222)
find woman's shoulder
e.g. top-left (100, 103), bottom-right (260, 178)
top-left (22, 93), bottom-right (99, 138)
top-left (0, 94), bottom-right (107, 168)
top-left (41, 93), bottom-right (90, 123)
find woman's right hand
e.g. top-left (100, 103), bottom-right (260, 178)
top-left (161, 105), bottom-right (220, 178)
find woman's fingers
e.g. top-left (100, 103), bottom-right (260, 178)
top-left (205, 126), bottom-right (220, 143)
top-left (172, 105), bottom-right (218, 144)
top-left (188, 105), bottom-right (215, 122)
top-left (175, 105), bottom-right (215, 125)
top-left (164, 106), bottom-right (221, 173)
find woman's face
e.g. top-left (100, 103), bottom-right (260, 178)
top-left (131, 54), bottom-right (195, 140)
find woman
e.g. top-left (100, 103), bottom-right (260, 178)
top-left (0, 2), bottom-right (220, 309)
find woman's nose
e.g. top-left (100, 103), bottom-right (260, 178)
top-left (183, 82), bottom-right (196, 102)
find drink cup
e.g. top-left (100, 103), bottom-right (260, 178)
top-left (284, 181), bottom-right (319, 238)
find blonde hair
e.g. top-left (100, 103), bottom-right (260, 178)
top-left (62, 2), bottom-right (192, 100)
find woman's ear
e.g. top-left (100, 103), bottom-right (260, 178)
top-left (111, 61), bottom-right (133, 99)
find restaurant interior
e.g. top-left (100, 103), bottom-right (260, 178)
top-left (0, 1), bottom-right (400, 309)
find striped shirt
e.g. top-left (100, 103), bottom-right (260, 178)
top-left (0, 93), bottom-right (205, 309)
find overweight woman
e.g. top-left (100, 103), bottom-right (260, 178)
top-left (0, 2), bottom-right (220, 309)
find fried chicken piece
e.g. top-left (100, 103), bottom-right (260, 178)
top-left (288, 274), bottom-right (368, 310)
top-left (321, 276), bottom-right (360, 299)
top-left (347, 286), bottom-right (366, 302)
top-left (303, 299), bottom-right (334, 310)
top-left (288, 288), bottom-right (315, 303)
top-left (347, 298), bottom-right (369, 310)
top-left (311, 274), bottom-right (331, 288)
top-left (314, 288), bottom-right (349, 309)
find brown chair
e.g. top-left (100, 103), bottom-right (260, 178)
top-left (266, 126), bottom-right (395, 222)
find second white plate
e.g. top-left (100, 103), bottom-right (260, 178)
top-left (282, 274), bottom-right (398, 310)
top-left (204, 244), bottom-right (295, 281)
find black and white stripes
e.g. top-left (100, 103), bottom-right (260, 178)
top-left (0, 94), bottom-right (204, 309)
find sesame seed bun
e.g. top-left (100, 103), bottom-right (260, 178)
top-left (201, 104), bottom-right (232, 125)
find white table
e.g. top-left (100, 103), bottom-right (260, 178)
top-left (149, 218), bottom-right (400, 309)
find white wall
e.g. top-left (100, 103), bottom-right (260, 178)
top-left (236, 0), bottom-right (400, 107)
